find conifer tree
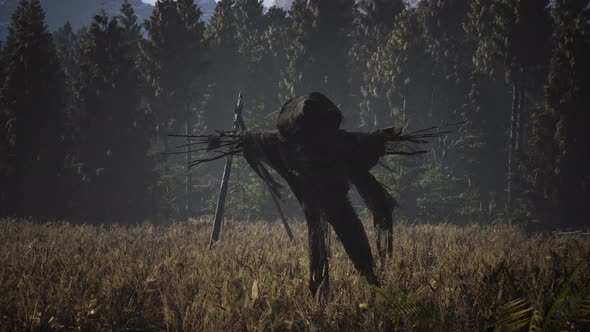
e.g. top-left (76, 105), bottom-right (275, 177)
top-left (466, 0), bottom-right (552, 210)
top-left (309, 0), bottom-right (354, 110)
top-left (118, 0), bottom-right (142, 55)
top-left (204, 0), bottom-right (265, 128)
top-left (205, 0), bottom-right (274, 129)
top-left (463, 0), bottom-right (512, 212)
top-left (526, 0), bottom-right (590, 227)
top-left (0, 40), bottom-right (8, 216)
top-left (200, 0), bottom-right (238, 146)
top-left (353, 0), bottom-right (404, 128)
top-left (53, 21), bottom-right (78, 80)
top-left (75, 10), bottom-right (154, 222)
top-left (280, 0), bottom-right (313, 98)
top-left (53, 21), bottom-right (80, 154)
top-left (366, 8), bottom-right (433, 127)
top-left (234, 0), bottom-right (269, 120)
top-left (284, 0), bottom-right (354, 114)
top-left (140, 0), bottom-right (206, 151)
top-left (0, 0), bottom-right (66, 218)
top-left (235, 0), bottom-right (264, 33)
top-left (259, 6), bottom-right (291, 113)
top-left (139, 0), bottom-right (207, 220)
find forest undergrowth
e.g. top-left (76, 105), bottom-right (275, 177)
top-left (0, 218), bottom-right (588, 331)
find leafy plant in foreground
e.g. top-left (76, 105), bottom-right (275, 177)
top-left (490, 263), bottom-right (590, 331)
top-left (370, 285), bottom-right (441, 331)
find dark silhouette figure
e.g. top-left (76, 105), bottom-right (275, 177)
top-left (180, 92), bottom-right (445, 295)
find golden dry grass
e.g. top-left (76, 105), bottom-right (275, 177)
top-left (0, 218), bottom-right (588, 331)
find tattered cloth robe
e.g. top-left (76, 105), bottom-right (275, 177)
top-left (190, 92), bottom-right (442, 295)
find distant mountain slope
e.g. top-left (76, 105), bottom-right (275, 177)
top-left (272, 0), bottom-right (421, 11)
top-left (0, 0), bottom-right (216, 41)
top-left (272, 0), bottom-right (290, 10)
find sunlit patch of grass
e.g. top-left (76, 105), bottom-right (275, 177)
top-left (0, 218), bottom-right (588, 331)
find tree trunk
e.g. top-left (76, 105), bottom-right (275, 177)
top-left (185, 104), bottom-right (192, 220)
top-left (507, 83), bottom-right (520, 210)
top-left (516, 89), bottom-right (525, 154)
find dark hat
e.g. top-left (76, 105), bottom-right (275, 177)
top-left (277, 92), bottom-right (342, 142)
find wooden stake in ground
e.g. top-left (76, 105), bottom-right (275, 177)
top-left (209, 94), bottom-right (243, 248)
top-left (208, 93), bottom-right (294, 249)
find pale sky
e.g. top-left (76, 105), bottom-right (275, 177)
top-left (142, 0), bottom-right (275, 7)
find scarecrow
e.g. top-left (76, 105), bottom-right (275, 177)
top-left (177, 92), bottom-right (446, 295)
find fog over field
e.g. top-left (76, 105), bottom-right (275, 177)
top-left (0, 0), bottom-right (588, 329)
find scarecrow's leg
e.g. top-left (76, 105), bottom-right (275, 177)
top-left (352, 172), bottom-right (397, 264)
top-left (303, 199), bottom-right (330, 296)
top-left (324, 194), bottom-right (379, 286)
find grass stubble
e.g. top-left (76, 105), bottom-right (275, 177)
top-left (0, 218), bottom-right (588, 331)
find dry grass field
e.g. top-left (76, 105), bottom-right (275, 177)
top-left (0, 218), bottom-right (589, 331)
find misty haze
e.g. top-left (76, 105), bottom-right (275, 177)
top-left (0, 0), bottom-right (589, 330)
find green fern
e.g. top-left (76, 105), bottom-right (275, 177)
top-left (491, 263), bottom-right (590, 332)
top-left (528, 309), bottom-right (543, 332)
top-left (491, 298), bottom-right (533, 331)
top-left (371, 285), bottom-right (441, 331)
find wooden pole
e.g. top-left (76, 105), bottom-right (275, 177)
top-left (507, 83), bottom-right (519, 210)
top-left (208, 92), bottom-right (294, 248)
top-left (209, 93), bottom-right (243, 248)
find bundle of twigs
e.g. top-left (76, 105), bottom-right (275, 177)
top-left (169, 124), bottom-right (451, 168)
top-left (167, 132), bottom-right (243, 167)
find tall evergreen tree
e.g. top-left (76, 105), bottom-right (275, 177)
top-left (310, 0), bottom-right (354, 112)
top-left (360, 3), bottom-right (485, 222)
top-left (234, 0), bottom-right (271, 122)
top-left (284, 0), bottom-right (354, 118)
top-left (75, 10), bottom-right (154, 222)
top-left (280, 0), bottom-right (313, 98)
top-left (356, 0), bottom-right (404, 30)
top-left (361, 7), bottom-right (437, 219)
top-left (0, 0), bottom-right (66, 218)
top-left (205, 0), bottom-right (277, 126)
top-left (235, 0), bottom-right (264, 33)
top-left (526, 0), bottom-right (590, 228)
top-left (258, 6), bottom-right (291, 114)
top-left (140, 0), bottom-right (206, 151)
top-left (0, 39), bottom-right (8, 216)
top-left (466, 0), bottom-right (552, 210)
top-left (366, 8), bottom-right (433, 128)
top-left (139, 0), bottom-right (207, 220)
top-left (53, 21), bottom-right (80, 157)
top-left (53, 21), bottom-right (78, 80)
top-left (118, 0), bottom-right (142, 55)
top-left (204, 0), bottom-right (240, 128)
top-left (204, 0), bottom-right (267, 129)
top-left (463, 0), bottom-right (512, 213)
top-left (206, 0), bottom-right (239, 59)
top-left (353, 0), bottom-right (405, 129)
